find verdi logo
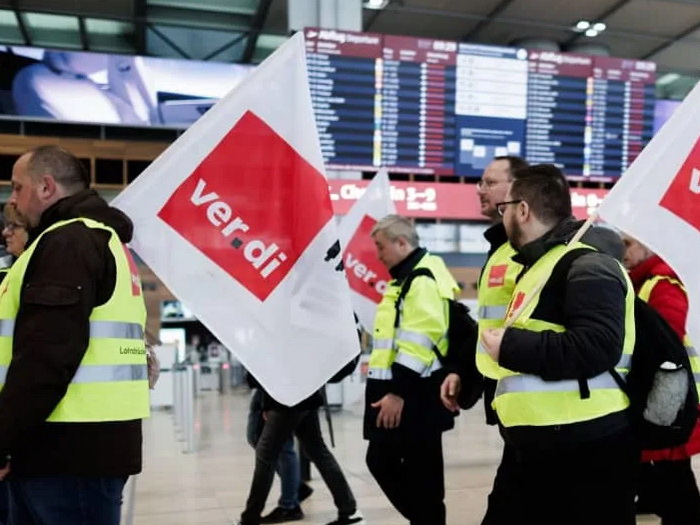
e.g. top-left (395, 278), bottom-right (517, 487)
top-left (158, 110), bottom-right (333, 301)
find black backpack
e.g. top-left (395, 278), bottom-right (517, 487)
top-left (395, 268), bottom-right (484, 410)
top-left (552, 248), bottom-right (699, 450)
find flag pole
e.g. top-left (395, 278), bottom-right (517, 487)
top-left (503, 213), bottom-right (599, 329)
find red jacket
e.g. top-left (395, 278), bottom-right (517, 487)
top-left (629, 255), bottom-right (700, 461)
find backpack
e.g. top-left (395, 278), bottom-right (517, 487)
top-left (551, 247), bottom-right (699, 450)
top-left (395, 268), bottom-right (484, 410)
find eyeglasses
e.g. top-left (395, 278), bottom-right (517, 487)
top-left (496, 200), bottom-right (523, 216)
top-left (3, 222), bottom-right (25, 233)
top-left (476, 178), bottom-right (506, 190)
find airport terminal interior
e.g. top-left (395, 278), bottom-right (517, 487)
top-left (1, 0), bottom-right (700, 524)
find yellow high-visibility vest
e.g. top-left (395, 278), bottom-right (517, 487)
top-left (493, 243), bottom-right (635, 428)
top-left (0, 218), bottom-right (149, 422)
top-left (476, 242), bottom-right (522, 379)
top-left (369, 253), bottom-right (458, 381)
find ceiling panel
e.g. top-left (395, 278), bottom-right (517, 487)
top-left (500, 0), bottom-right (620, 25)
top-left (647, 40), bottom-right (700, 70)
top-left (403, 0), bottom-right (503, 16)
top-left (606, 0), bottom-right (700, 36)
top-left (592, 32), bottom-right (666, 61)
top-left (15, 0), bottom-right (132, 17)
top-left (475, 20), bottom-right (570, 46)
top-left (370, 11), bottom-right (479, 41)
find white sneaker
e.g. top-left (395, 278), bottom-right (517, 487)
top-left (324, 511), bottom-right (365, 525)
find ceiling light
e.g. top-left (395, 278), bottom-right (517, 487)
top-left (364, 0), bottom-right (389, 9)
top-left (585, 28), bottom-right (599, 37)
top-left (593, 22), bottom-right (607, 32)
top-left (576, 20), bottom-right (591, 31)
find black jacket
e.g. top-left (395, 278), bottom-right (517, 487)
top-left (499, 218), bottom-right (632, 446)
top-left (0, 190), bottom-right (143, 477)
top-left (364, 247), bottom-right (455, 440)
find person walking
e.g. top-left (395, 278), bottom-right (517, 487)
top-left (0, 145), bottom-right (149, 524)
top-left (623, 235), bottom-right (700, 525)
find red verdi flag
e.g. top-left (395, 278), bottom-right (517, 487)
top-left (597, 81), bottom-right (700, 350)
top-left (113, 33), bottom-right (360, 405)
top-left (337, 170), bottom-right (396, 332)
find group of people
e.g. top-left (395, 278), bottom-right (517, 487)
top-left (0, 145), bottom-right (696, 525)
top-left (361, 156), bottom-right (700, 525)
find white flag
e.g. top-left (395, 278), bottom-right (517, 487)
top-left (597, 81), bottom-right (700, 349)
top-left (112, 33), bottom-right (359, 405)
top-left (337, 170), bottom-right (396, 332)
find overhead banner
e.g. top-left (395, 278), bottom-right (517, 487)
top-left (112, 33), bottom-right (360, 405)
top-left (329, 179), bottom-right (607, 220)
top-left (337, 169), bottom-right (396, 331)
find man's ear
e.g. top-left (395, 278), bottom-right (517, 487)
top-left (39, 174), bottom-right (58, 201)
top-left (517, 200), bottom-right (530, 223)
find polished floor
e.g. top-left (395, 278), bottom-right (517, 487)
top-left (129, 387), bottom-right (695, 525)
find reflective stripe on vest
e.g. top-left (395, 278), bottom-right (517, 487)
top-left (478, 305), bottom-right (508, 320)
top-left (0, 217), bottom-right (149, 423)
top-left (496, 370), bottom-right (620, 396)
top-left (493, 243), bottom-right (635, 428)
top-left (476, 242), bottom-right (521, 379)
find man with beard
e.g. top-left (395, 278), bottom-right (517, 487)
top-left (441, 156), bottom-right (527, 524)
top-left (480, 164), bottom-right (638, 524)
top-left (0, 145), bottom-right (148, 524)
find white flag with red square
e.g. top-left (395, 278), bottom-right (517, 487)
top-left (337, 169), bottom-right (396, 332)
top-left (597, 81), bottom-right (700, 348)
top-left (112, 33), bottom-right (360, 405)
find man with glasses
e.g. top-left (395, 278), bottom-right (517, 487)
top-left (480, 164), bottom-right (638, 524)
top-left (441, 155), bottom-right (527, 525)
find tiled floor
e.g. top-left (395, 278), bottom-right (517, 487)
top-left (129, 388), bottom-right (694, 524)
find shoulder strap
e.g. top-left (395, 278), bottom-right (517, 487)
top-left (394, 267), bottom-right (435, 328)
top-left (546, 246), bottom-right (598, 399)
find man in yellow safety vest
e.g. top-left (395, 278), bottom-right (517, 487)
top-left (481, 164), bottom-right (638, 525)
top-left (0, 145), bottom-right (148, 524)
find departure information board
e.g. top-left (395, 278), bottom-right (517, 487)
top-left (303, 28), bottom-right (657, 181)
top-left (525, 51), bottom-right (592, 176)
top-left (455, 44), bottom-right (528, 176)
top-left (588, 57), bottom-right (656, 179)
top-left (380, 36), bottom-right (457, 174)
top-left (305, 28), bottom-right (382, 170)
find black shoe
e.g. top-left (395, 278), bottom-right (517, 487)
top-left (298, 482), bottom-right (314, 503)
top-left (260, 506), bottom-right (304, 523)
top-left (325, 511), bottom-right (365, 525)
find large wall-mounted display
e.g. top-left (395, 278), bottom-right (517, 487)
top-left (305, 28), bottom-right (656, 182)
top-left (1, 32), bottom-right (657, 182)
top-left (0, 45), bottom-right (253, 128)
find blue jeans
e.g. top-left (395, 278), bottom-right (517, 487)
top-left (7, 476), bottom-right (126, 525)
top-left (247, 389), bottom-right (300, 509)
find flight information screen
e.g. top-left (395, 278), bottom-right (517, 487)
top-left (302, 28), bottom-right (656, 181)
top-left (525, 51), bottom-right (593, 176)
top-left (380, 35), bottom-right (457, 174)
top-left (305, 28), bottom-right (382, 170)
top-left (454, 44), bottom-right (528, 176)
top-left (587, 57), bottom-right (656, 179)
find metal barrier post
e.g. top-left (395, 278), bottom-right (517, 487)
top-left (183, 364), bottom-right (196, 453)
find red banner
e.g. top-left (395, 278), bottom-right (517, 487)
top-left (329, 180), bottom-right (608, 220)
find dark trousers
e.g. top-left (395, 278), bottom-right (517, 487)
top-left (481, 443), bottom-right (521, 525)
top-left (513, 429), bottom-right (638, 525)
top-left (240, 408), bottom-right (356, 525)
top-left (7, 476), bottom-right (126, 525)
top-left (638, 458), bottom-right (700, 525)
top-left (366, 433), bottom-right (445, 525)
